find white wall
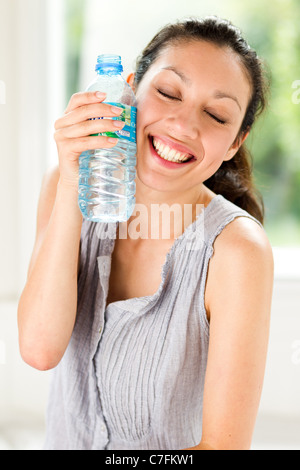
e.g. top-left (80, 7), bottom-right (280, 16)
top-left (0, 0), bottom-right (65, 449)
top-left (261, 279), bottom-right (300, 416)
top-left (0, 0), bottom-right (20, 299)
top-left (0, 0), bottom-right (65, 300)
top-left (78, 0), bottom-right (243, 89)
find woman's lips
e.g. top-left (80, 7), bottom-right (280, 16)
top-left (152, 135), bottom-right (197, 159)
top-left (149, 136), bottom-right (196, 169)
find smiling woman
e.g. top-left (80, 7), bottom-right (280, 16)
top-left (133, 18), bottom-right (269, 222)
top-left (133, 40), bottom-right (252, 201)
top-left (17, 16), bottom-right (274, 450)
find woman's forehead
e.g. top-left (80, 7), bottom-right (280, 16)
top-left (140, 41), bottom-right (252, 109)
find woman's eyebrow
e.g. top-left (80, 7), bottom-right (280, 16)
top-left (161, 66), bottom-right (242, 111)
top-left (213, 90), bottom-right (242, 111)
top-left (162, 66), bottom-right (191, 85)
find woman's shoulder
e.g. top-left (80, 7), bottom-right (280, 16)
top-left (206, 194), bottom-right (273, 293)
top-left (208, 212), bottom-right (274, 299)
top-left (204, 212), bottom-right (274, 321)
top-left (206, 194), bottom-right (268, 253)
top-left (214, 215), bottom-right (273, 261)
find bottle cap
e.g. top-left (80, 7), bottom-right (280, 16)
top-left (95, 54), bottom-right (123, 73)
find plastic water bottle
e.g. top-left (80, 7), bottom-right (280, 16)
top-left (78, 55), bottom-right (137, 223)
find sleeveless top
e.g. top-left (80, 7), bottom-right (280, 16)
top-left (44, 195), bottom-right (261, 450)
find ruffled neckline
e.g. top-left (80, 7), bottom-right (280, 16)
top-left (101, 195), bottom-right (223, 315)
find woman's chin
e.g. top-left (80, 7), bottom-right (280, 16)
top-left (135, 166), bottom-right (174, 193)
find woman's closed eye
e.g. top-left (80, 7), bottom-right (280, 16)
top-left (157, 89), bottom-right (180, 101)
top-left (157, 88), bottom-right (227, 125)
top-left (205, 111), bottom-right (227, 125)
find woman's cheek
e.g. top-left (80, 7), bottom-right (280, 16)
top-left (206, 129), bottom-right (237, 163)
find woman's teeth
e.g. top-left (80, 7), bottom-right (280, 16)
top-left (152, 138), bottom-right (192, 163)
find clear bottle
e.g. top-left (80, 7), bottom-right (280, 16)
top-left (78, 55), bottom-right (137, 223)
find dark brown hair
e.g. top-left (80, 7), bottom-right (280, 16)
top-left (134, 16), bottom-right (269, 223)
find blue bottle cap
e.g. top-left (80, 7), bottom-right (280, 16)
top-left (95, 54), bottom-right (123, 73)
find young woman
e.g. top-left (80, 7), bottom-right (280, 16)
top-left (18, 17), bottom-right (274, 450)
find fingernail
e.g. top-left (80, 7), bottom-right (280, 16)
top-left (108, 137), bottom-right (118, 144)
top-left (113, 119), bottom-right (125, 128)
top-left (111, 105), bottom-right (123, 115)
top-left (96, 91), bottom-right (106, 99)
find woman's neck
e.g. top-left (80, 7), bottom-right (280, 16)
top-left (120, 176), bottom-right (215, 242)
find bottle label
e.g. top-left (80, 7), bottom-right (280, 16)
top-left (91, 102), bottom-right (137, 143)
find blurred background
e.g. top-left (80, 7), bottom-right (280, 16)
top-left (0, 0), bottom-right (299, 450)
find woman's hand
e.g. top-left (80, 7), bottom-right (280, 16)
top-left (54, 91), bottom-right (125, 188)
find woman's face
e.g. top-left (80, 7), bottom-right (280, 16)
top-left (134, 40), bottom-right (252, 194)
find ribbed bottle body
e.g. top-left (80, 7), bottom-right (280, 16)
top-left (78, 55), bottom-right (137, 223)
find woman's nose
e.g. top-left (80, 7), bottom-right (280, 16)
top-left (165, 106), bottom-right (200, 141)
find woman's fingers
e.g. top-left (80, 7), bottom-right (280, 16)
top-left (56, 117), bottom-right (125, 140)
top-left (55, 101), bottom-right (124, 131)
top-left (64, 91), bottom-right (106, 114)
top-left (53, 91), bottom-right (125, 184)
top-left (64, 134), bottom-right (120, 155)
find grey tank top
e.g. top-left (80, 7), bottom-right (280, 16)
top-left (44, 195), bottom-right (261, 450)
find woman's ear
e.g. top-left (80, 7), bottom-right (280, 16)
top-left (224, 129), bottom-right (250, 161)
top-left (126, 73), bottom-right (136, 92)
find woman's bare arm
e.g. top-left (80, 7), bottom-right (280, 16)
top-left (17, 167), bottom-right (83, 370)
top-left (186, 217), bottom-right (274, 450)
top-left (17, 91), bottom-right (124, 371)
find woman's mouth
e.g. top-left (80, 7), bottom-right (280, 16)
top-left (149, 136), bottom-right (196, 167)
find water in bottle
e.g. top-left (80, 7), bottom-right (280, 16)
top-left (78, 55), bottom-right (137, 223)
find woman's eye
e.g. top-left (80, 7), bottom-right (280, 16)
top-left (205, 111), bottom-right (226, 125)
top-left (157, 89), bottom-right (179, 100)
